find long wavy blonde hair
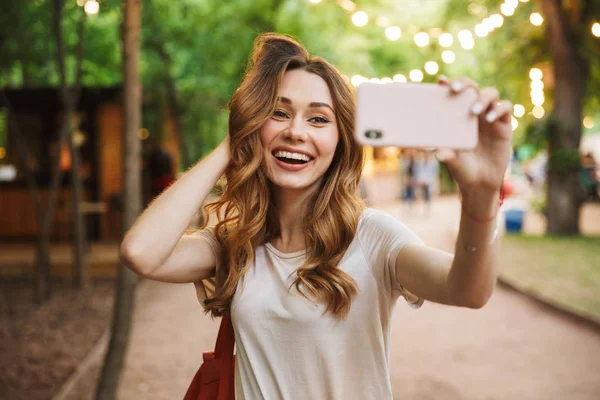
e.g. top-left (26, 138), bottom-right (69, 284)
top-left (201, 33), bottom-right (366, 319)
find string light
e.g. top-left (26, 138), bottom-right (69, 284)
top-left (511, 116), bottom-right (518, 131)
top-left (308, 0), bottom-right (322, 3)
top-left (592, 22), bottom-right (600, 37)
top-left (385, 26), bottom-right (401, 40)
top-left (438, 33), bottom-right (453, 47)
top-left (513, 104), bottom-right (525, 118)
top-left (583, 116), bottom-right (594, 129)
top-left (530, 13), bottom-right (543, 26)
top-left (414, 32), bottom-right (430, 47)
top-left (84, 0), bottom-right (99, 15)
top-left (529, 68), bottom-right (543, 80)
top-left (381, 77), bottom-right (393, 83)
top-left (337, 0), bottom-right (356, 12)
top-left (532, 106), bottom-right (545, 119)
top-left (409, 69), bottom-right (424, 82)
top-left (424, 61), bottom-right (439, 75)
top-left (441, 50), bottom-right (455, 64)
top-left (393, 74), bottom-right (407, 83)
top-left (490, 14), bottom-right (504, 28)
top-left (352, 11), bottom-right (368, 27)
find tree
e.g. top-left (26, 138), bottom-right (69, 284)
top-left (95, 0), bottom-right (142, 397)
top-left (442, 0), bottom-right (599, 235)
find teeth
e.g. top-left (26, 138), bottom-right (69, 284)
top-left (274, 151), bottom-right (311, 162)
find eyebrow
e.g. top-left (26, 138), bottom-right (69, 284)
top-left (278, 96), bottom-right (334, 113)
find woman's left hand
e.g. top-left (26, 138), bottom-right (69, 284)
top-left (436, 76), bottom-right (513, 196)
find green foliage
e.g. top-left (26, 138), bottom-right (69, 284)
top-left (3, 0), bottom-right (598, 168)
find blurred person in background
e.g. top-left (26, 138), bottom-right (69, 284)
top-left (413, 151), bottom-right (439, 215)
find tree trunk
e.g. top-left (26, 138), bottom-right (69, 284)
top-left (95, 0), bottom-right (142, 398)
top-left (71, 10), bottom-right (88, 288)
top-left (541, 0), bottom-right (589, 235)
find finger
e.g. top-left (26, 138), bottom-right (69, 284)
top-left (434, 148), bottom-right (457, 163)
top-left (449, 77), bottom-right (479, 93)
top-left (438, 75), bottom-right (451, 86)
top-left (485, 100), bottom-right (513, 124)
top-left (471, 87), bottom-right (500, 117)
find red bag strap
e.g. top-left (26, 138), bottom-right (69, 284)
top-left (214, 315), bottom-right (235, 359)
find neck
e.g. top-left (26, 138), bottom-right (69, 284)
top-left (271, 183), bottom-right (319, 250)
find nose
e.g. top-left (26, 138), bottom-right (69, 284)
top-left (283, 117), bottom-right (308, 141)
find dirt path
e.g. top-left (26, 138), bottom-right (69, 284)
top-left (110, 197), bottom-right (600, 400)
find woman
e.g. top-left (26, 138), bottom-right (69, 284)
top-left (121, 33), bottom-right (513, 399)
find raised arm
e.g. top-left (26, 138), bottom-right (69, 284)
top-left (393, 77), bottom-right (512, 308)
top-left (120, 136), bottom-right (230, 283)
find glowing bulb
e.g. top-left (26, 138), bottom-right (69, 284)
top-left (393, 74), bottom-right (406, 83)
top-left (532, 106), bottom-right (545, 119)
top-left (530, 13), bottom-right (544, 26)
top-left (352, 11), bottom-right (368, 27)
top-left (457, 30), bottom-right (473, 42)
top-left (530, 80), bottom-right (544, 90)
top-left (511, 116), bottom-right (518, 131)
top-left (84, 0), bottom-right (99, 15)
top-left (583, 116), bottom-right (594, 129)
top-left (482, 18), bottom-right (495, 32)
top-left (370, 78), bottom-right (382, 84)
top-left (441, 50), bottom-right (455, 64)
top-left (438, 33), bottom-right (453, 47)
top-left (308, 0), bottom-right (322, 3)
top-left (385, 26), bottom-right (401, 41)
top-left (381, 77), bottom-right (393, 84)
top-left (351, 75), bottom-right (364, 87)
top-left (506, 0), bottom-right (519, 8)
top-left (338, 0), bottom-right (356, 12)
top-left (532, 96), bottom-right (545, 106)
top-left (475, 24), bottom-right (489, 37)
top-left (409, 70), bottom-right (424, 82)
top-left (414, 32), bottom-right (430, 47)
top-left (592, 23), bottom-right (600, 37)
top-left (529, 68), bottom-right (543, 81)
top-left (460, 39), bottom-right (474, 50)
top-left (424, 61), bottom-right (439, 75)
top-left (501, 3), bottom-right (515, 16)
top-left (513, 104), bottom-right (525, 118)
top-left (490, 14), bottom-right (504, 28)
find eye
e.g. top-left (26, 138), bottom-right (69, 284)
top-left (273, 110), bottom-right (289, 119)
top-left (310, 116), bottom-right (330, 124)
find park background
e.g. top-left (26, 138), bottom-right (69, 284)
top-left (0, 0), bottom-right (599, 399)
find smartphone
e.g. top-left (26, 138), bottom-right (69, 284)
top-left (355, 82), bottom-right (479, 149)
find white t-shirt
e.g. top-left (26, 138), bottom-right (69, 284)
top-left (194, 208), bottom-right (423, 400)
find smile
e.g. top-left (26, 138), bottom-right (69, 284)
top-left (271, 152), bottom-right (315, 171)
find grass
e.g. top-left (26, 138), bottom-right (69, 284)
top-left (499, 234), bottom-right (600, 323)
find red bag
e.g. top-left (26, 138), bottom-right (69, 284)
top-left (183, 315), bottom-right (235, 400)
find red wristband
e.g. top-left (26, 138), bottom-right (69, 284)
top-left (460, 187), bottom-right (505, 223)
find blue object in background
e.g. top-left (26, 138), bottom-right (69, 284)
top-left (505, 209), bottom-right (525, 233)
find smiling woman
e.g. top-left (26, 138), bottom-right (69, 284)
top-left (120, 31), bottom-right (513, 400)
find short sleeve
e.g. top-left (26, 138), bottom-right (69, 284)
top-left (357, 208), bottom-right (424, 308)
top-left (190, 226), bottom-right (222, 305)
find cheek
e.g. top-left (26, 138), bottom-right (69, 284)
top-left (316, 128), bottom-right (339, 158)
top-left (260, 120), bottom-right (279, 146)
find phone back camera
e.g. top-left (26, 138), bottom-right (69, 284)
top-left (364, 129), bottom-right (383, 140)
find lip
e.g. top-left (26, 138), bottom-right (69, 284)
top-left (272, 153), bottom-right (314, 172)
top-left (271, 146), bottom-right (315, 159)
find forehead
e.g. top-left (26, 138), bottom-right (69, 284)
top-left (278, 69), bottom-right (333, 108)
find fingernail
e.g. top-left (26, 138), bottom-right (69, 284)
top-left (438, 74), bottom-right (449, 82)
top-left (471, 102), bottom-right (484, 115)
top-left (451, 82), bottom-right (463, 92)
top-left (486, 110), bottom-right (498, 123)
